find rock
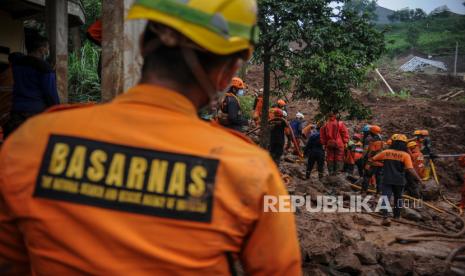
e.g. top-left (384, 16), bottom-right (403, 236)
top-left (414, 255), bottom-right (447, 276)
top-left (402, 208), bottom-right (422, 222)
top-left (353, 214), bottom-right (377, 226)
top-left (421, 179), bottom-right (440, 201)
top-left (380, 251), bottom-right (414, 275)
top-left (360, 265), bottom-right (386, 276)
top-left (333, 248), bottom-right (362, 274)
top-left (303, 264), bottom-right (328, 276)
top-left (353, 242), bottom-right (379, 265)
top-left (300, 222), bottom-right (344, 265)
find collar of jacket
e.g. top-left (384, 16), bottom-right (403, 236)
top-left (113, 84), bottom-right (198, 117)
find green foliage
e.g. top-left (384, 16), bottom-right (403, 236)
top-left (388, 8), bottom-right (426, 22)
top-left (385, 13), bottom-right (465, 56)
top-left (239, 95), bottom-right (255, 120)
top-left (386, 89), bottom-right (411, 100)
top-left (81, 0), bottom-right (102, 32)
top-left (406, 26), bottom-right (420, 48)
top-left (255, 0), bottom-right (385, 120)
top-left (68, 41), bottom-right (101, 103)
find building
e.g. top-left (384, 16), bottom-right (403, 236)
top-left (0, 0), bottom-right (85, 126)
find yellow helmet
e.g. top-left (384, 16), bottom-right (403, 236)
top-left (421, 130), bottom-right (429, 136)
top-left (392, 134), bottom-right (408, 143)
top-left (407, 141), bottom-right (417, 148)
top-left (127, 0), bottom-right (258, 58)
top-left (413, 130), bottom-right (422, 136)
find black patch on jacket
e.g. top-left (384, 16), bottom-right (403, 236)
top-left (34, 135), bottom-right (219, 223)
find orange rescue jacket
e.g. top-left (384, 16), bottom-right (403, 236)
top-left (0, 84), bottom-right (301, 275)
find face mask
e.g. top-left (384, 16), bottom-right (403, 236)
top-left (237, 89), bottom-right (245, 96)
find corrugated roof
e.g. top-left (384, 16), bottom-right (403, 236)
top-left (399, 56), bottom-right (447, 72)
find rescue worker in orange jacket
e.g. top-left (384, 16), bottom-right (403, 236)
top-left (252, 90), bottom-right (263, 125)
top-left (344, 134), bottom-right (364, 176)
top-left (218, 77), bottom-right (247, 131)
top-left (373, 134), bottom-right (422, 226)
top-left (268, 108), bottom-right (289, 165)
top-left (361, 125), bottom-right (384, 194)
top-left (407, 141), bottom-right (425, 179)
top-left (0, 1), bottom-right (301, 275)
top-left (320, 112), bottom-right (349, 175)
top-left (459, 155), bottom-right (465, 210)
top-left (405, 141), bottom-right (424, 198)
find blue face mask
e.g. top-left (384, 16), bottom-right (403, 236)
top-left (237, 89), bottom-right (245, 96)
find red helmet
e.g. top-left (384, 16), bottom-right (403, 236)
top-left (231, 77), bottom-right (245, 89)
top-left (353, 133), bottom-right (363, 141)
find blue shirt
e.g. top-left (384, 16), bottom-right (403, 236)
top-left (11, 55), bottom-right (59, 113)
top-left (290, 119), bottom-right (303, 138)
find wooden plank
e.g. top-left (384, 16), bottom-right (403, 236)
top-left (46, 0), bottom-right (68, 103)
top-left (101, 0), bottom-right (124, 102)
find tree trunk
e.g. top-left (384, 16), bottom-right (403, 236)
top-left (259, 46), bottom-right (271, 148)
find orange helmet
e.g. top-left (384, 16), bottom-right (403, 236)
top-left (413, 130), bottom-right (422, 136)
top-left (277, 99), bottom-right (286, 107)
top-left (421, 130), bottom-right (429, 136)
top-left (407, 141), bottom-right (417, 148)
top-left (370, 125), bottom-right (381, 135)
top-left (231, 77), bottom-right (245, 89)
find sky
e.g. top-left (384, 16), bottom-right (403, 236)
top-left (377, 0), bottom-right (465, 15)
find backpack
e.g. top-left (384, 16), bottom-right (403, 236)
top-left (218, 94), bottom-right (240, 126)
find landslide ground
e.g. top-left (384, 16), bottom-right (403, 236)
top-left (244, 64), bottom-right (465, 275)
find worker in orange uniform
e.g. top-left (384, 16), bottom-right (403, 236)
top-left (0, 1), bottom-right (301, 275)
top-left (268, 108), bottom-right (289, 165)
top-left (320, 112), bottom-right (349, 175)
top-left (413, 129), bottom-right (435, 180)
top-left (459, 155), bottom-right (465, 210)
top-left (86, 19), bottom-right (102, 80)
top-left (405, 141), bottom-right (424, 198)
top-left (344, 134), bottom-right (364, 176)
top-left (373, 134), bottom-right (423, 226)
top-left (361, 125), bottom-right (384, 194)
top-left (252, 90), bottom-right (263, 126)
top-left (218, 77), bottom-right (247, 131)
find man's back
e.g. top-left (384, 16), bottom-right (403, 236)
top-left (0, 85), bottom-right (300, 275)
top-left (10, 55), bottom-right (59, 113)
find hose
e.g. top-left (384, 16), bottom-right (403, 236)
top-left (445, 245), bottom-right (465, 275)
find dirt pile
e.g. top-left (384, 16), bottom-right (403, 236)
top-left (279, 159), bottom-right (463, 275)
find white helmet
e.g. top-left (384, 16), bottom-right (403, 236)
top-left (283, 110), bottom-right (288, 117)
top-left (296, 112), bottom-right (304, 119)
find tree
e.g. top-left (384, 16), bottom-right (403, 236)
top-left (255, 0), bottom-right (385, 146)
top-left (430, 5), bottom-right (450, 17)
top-left (388, 8), bottom-right (426, 22)
top-left (406, 26), bottom-right (420, 48)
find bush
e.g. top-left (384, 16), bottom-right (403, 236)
top-left (68, 41), bottom-right (101, 103)
top-left (239, 95), bottom-right (255, 120)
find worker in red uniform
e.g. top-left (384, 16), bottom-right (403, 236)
top-left (320, 112), bottom-right (349, 175)
top-left (361, 125), bottom-right (384, 194)
top-left (0, 1), bottom-right (301, 275)
top-left (459, 155), bottom-right (465, 210)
